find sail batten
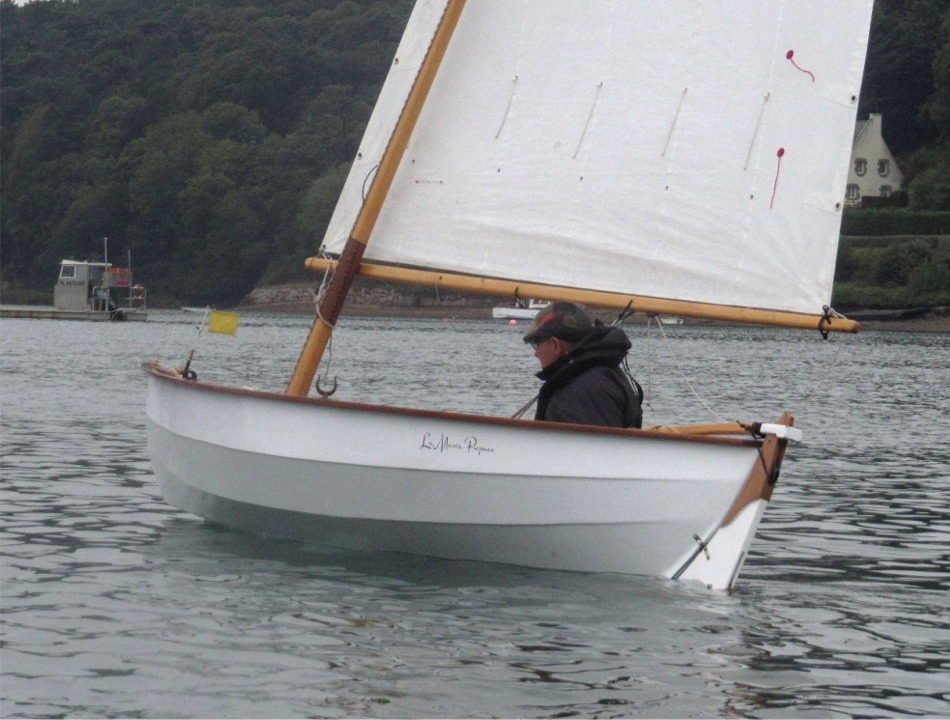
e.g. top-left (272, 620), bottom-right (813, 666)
top-left (323, 0), bottom-right (873, 318)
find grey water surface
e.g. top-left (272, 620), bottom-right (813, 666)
top-left (1, 312), bottom-right (948, 719)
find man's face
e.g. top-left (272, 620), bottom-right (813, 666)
top-left (532, 336), bottom-right (567, 369)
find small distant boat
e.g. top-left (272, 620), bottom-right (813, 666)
top-left (1, 247), bottom-right (147, 322)
top-left (54, 258), bottom-right (147, 321)
top-left (492, 299), bottom-right (546, 320)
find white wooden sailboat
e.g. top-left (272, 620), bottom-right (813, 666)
top-left (145, 0), bottom-right (872, 590)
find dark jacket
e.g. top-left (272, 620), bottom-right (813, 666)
top-left (535, 324), bottom-right (643, 428)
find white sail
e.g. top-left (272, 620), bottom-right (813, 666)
top-left (324, 0), bottom-right (873, 316)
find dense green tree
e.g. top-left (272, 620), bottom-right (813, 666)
top-left (899, 7), bottom-right (950, 210)
top-left (113, 107), bottom-right (276, 303)
top-left (0, 0), bottom-right (412, 303)
top-left (295, 163), bottom-right (349, 249)
top-left (926, 9), bottom-right (950, 137)
top-left (906, 144), bottom-right (950, 210)
top-left (89, 95), bottom-right (152, 157)
top-left (860, 0), bottom-right (946, 153)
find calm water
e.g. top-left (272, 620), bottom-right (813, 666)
top-left (1, 312), bottom-right (948, 719)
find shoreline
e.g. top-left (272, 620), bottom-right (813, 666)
top-left (5, 296), bottom-right (945, 332)
top-left (857, 314), bottom-right (950, 333)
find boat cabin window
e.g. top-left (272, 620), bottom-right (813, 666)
top-left (60, 265), bottom-right (76, 279)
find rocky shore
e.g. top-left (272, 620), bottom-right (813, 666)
top-left (239, 283), bottom-right (950, 332)
top-left (240, 281), bottom-right (507, 319)
top-left (856, 310), bottom-right (950, 333)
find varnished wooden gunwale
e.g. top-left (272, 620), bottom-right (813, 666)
top-left (146, 362), bottom-right (764, 448)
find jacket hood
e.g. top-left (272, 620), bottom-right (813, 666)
top-left (536, 323), bottom-right (631, 382)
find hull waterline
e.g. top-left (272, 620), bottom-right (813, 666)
top-left (145, 364), bottom-right (790, 590)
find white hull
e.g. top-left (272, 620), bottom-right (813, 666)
top-left (145, 365), bottom-right (789, 590)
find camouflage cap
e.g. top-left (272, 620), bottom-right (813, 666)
top-left (522, 302), bottom-right (593, 344)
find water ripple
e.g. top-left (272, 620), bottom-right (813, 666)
top-left (2, 315), bottom-right (948, 718)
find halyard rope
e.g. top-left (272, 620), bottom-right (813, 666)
top-left (645, 316), bottom-right (730, 423)
top-left (639, 314), bottom-right (850, 424)
top-left (312, 250), bottom-right (336, 392)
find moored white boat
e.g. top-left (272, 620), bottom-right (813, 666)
top-left (0, 241), bottom-right (148, 321)
top-left (492, 300), bottom-right (546, 320)
top-left (1, 245), bottom-right (147, 321)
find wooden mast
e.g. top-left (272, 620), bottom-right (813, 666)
top-left (286, 0), bottom-right (468, 397)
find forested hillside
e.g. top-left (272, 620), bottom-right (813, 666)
top-left (1, 0), bottom-right (413, 304)
top-left (2, 0), bottom-right (948, 306)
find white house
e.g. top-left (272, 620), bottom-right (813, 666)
top-left (846, 113), bottom-right (904, 207)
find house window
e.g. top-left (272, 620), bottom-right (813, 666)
top-left (880, 185), bottom-right (892, 197)
top-left (878, 159), bottom-right (890, 177)
top-left (846, 184), bottom-right (860, 201)
top-left (854, 158), bottom-right (867, 176)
